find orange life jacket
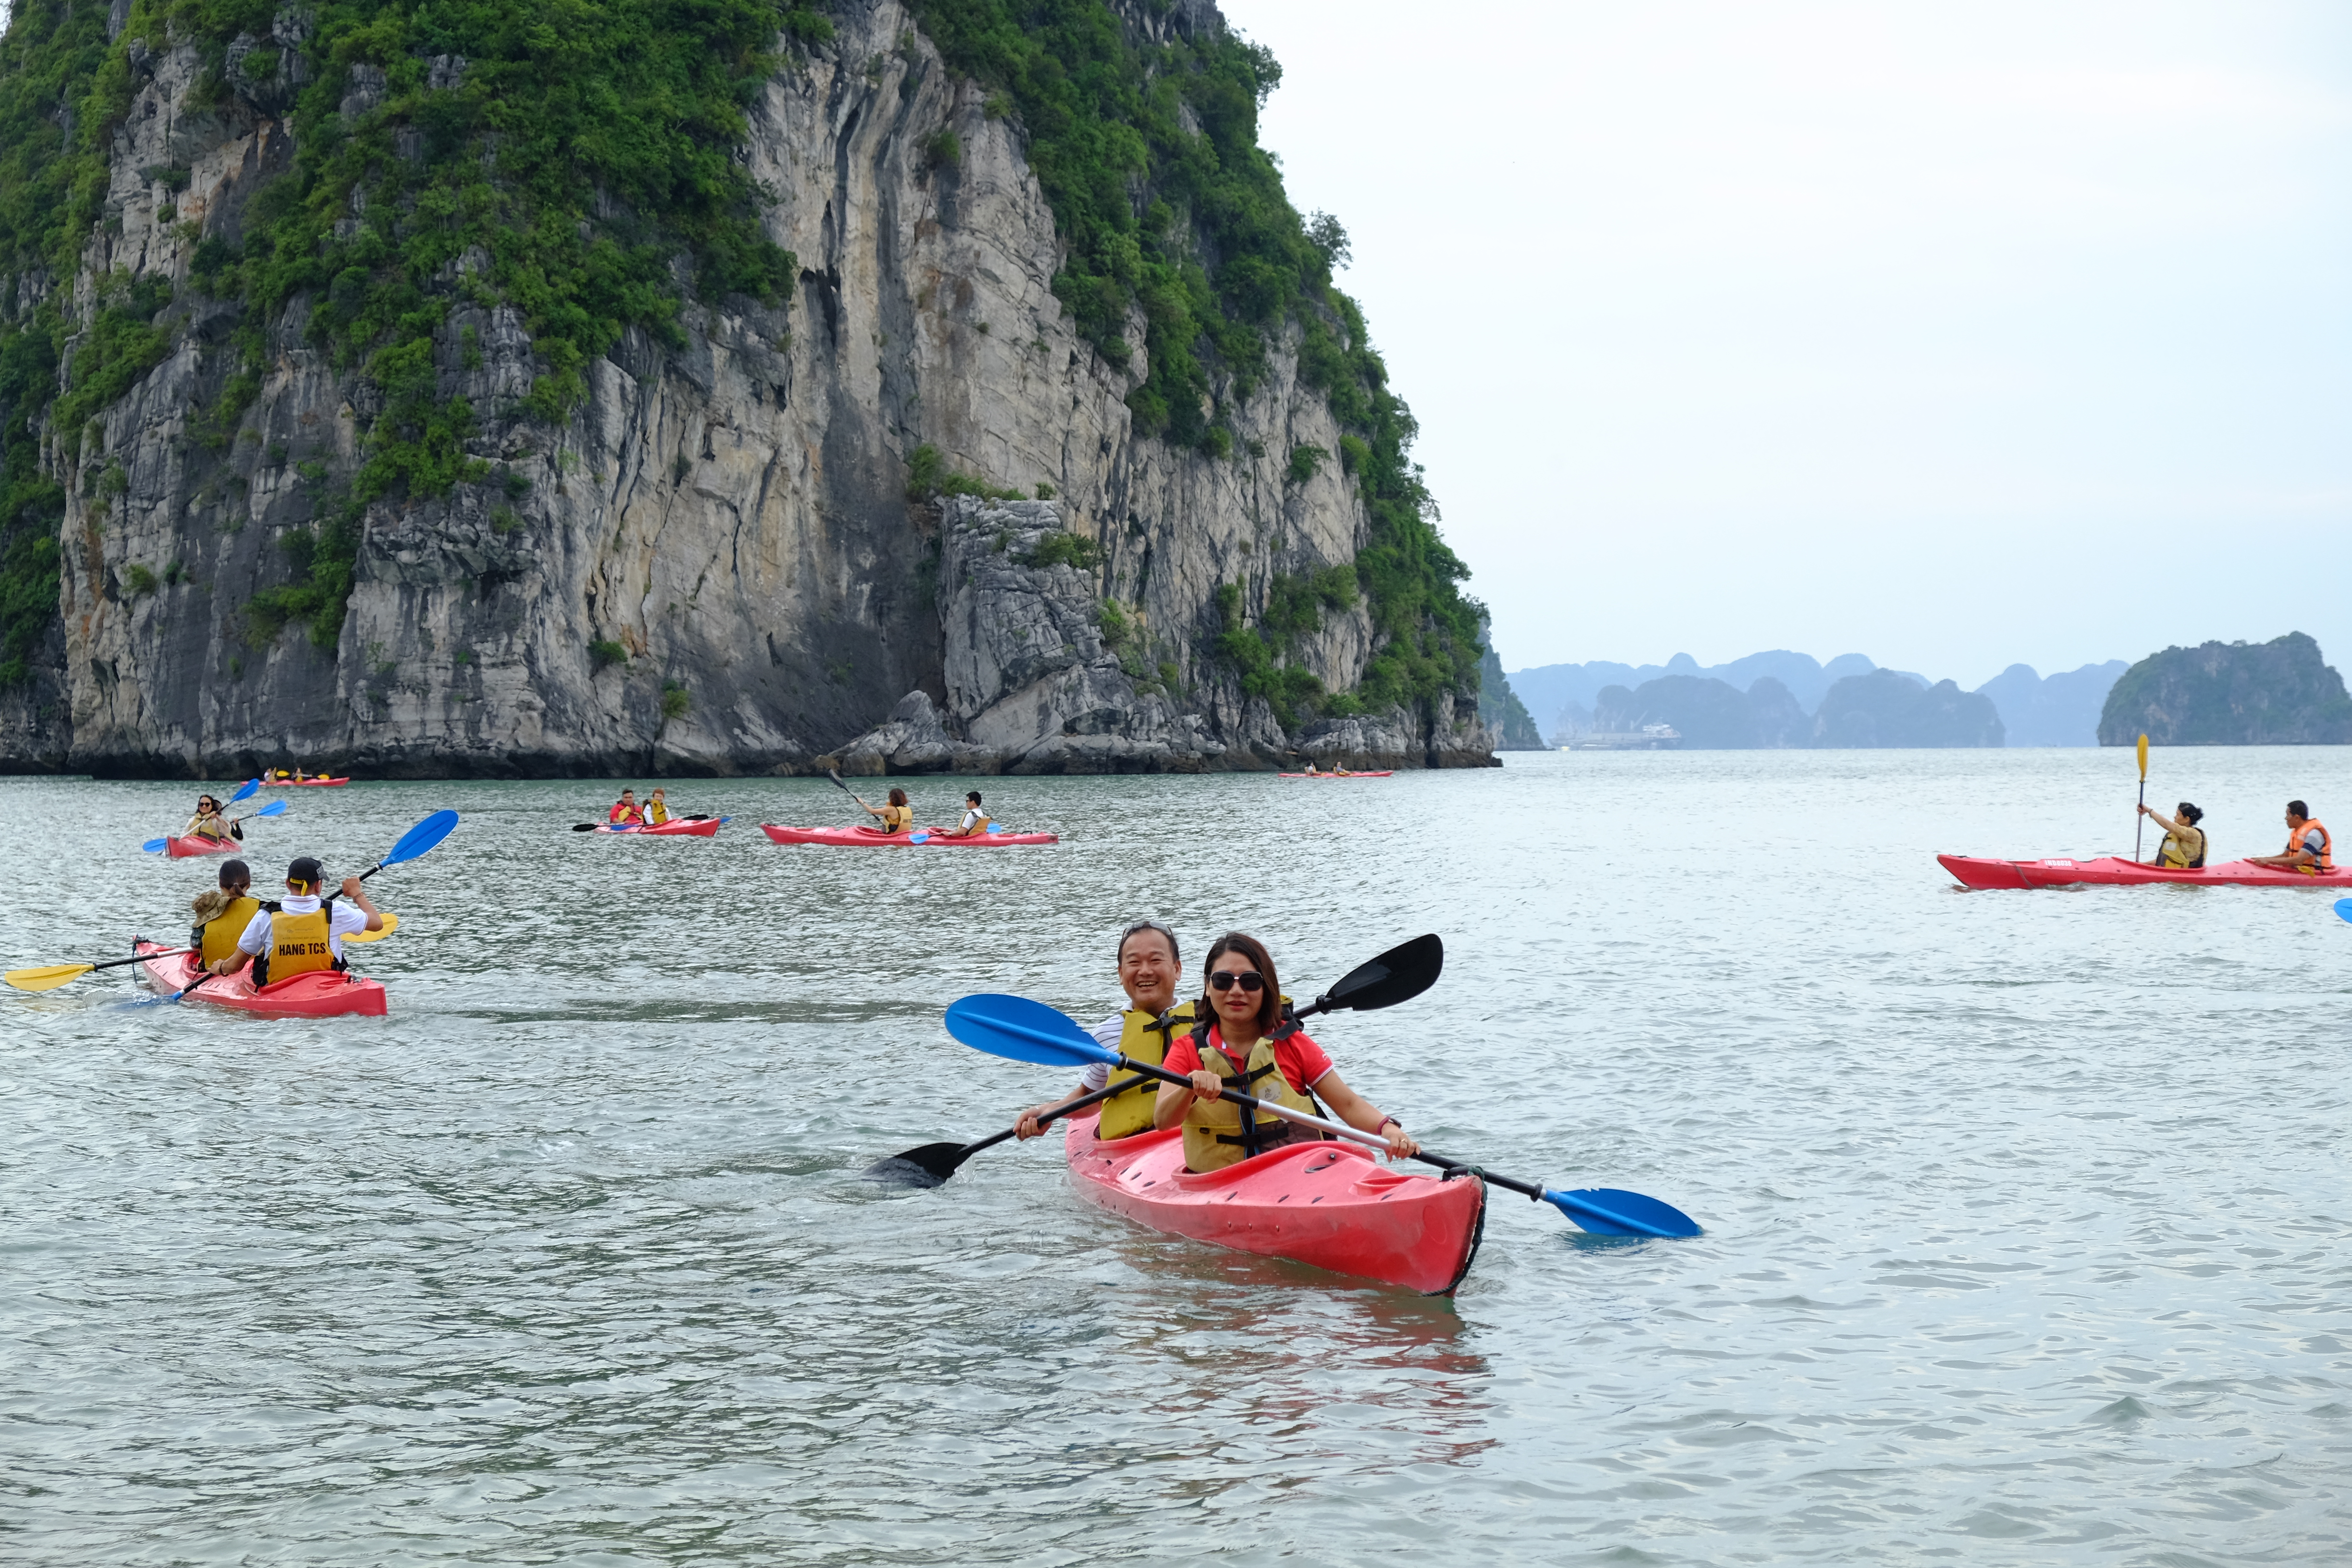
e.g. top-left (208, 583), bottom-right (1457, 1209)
top-left (2291, 819), bottom-right (2332, 871)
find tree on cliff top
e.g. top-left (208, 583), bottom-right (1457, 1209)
top-left (2098, 633), bottom-right (2352, 746)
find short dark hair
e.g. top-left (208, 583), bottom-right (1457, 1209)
top-left (2289, 800), bottom-right (2309, 818)
top-left (967, 791), bottom-right (983, 805)
top-left (887, 786), bottom-right (908, 807)
top-left (1202, 931), bottom-right (1281, 1034)
top-left (1118, 920), bottom-right (1179, 966)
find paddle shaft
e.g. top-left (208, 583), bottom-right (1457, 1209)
top-left (2136, 777), bottom-right (2146, 861)
top-left (1099, 1051), bottom-right (1551, 1198)
top-left (948, 1073), bottom-right (1155, 1165)
top-left (97, 948), bottom-right (193, 974)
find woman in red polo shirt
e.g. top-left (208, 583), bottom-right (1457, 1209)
top-left (1152, 931), bottom-right (1421, 1174)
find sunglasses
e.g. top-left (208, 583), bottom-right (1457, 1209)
top-left (1208, 971), bottom-right (1264, 993)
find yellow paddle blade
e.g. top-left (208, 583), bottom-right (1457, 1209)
top-left (5, 962), bottom-right (97, 992)
top-left (343, 911), bottom-right (399, 944)
top-left (2137, 733), bottom-right (2149, 778)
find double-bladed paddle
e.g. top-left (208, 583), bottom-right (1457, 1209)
top-left (570, 815), bottom-right (728, 833)
top-left (6, 947), bottom-right (195, 992)
top-left (936, 995), bottom-right (1702, 1240)
top-left (142, 796), bottom-right (289, 853)
top-left (865, 933), bottom-right (1450, 1188)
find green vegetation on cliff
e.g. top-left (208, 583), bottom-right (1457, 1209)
top-left (1477, 646), bottom-right (1543, 748)
top-left (908, 0), bottom-right (1483, 719)
top-left (2098, 632), bottom-right (2352, 746)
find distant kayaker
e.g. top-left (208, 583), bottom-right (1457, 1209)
top-left (2137, 801), bottom-right (2207, 869)
top-left (644, 787), bottom-right (672, 827)
top-left (188, 860), bottom-right (262, 970)
top-left (608, 789), bottom-right (644, 827)
top-left (1153, 932), bottom-right (1419, 1171)
top-left (209, 856), bottom-right (383, 982)
top-left (1013, 919), bottom-right (1194, 1141)
top-left (183, 795), bottom-right (237, 843)
top-left (852, 785), bottom-right (914, 835)
top-left (942, 790), bottom-right (991, 838)
top-left (2249, 801), bottom-right (2332, 874)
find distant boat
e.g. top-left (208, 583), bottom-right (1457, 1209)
top-left (1566, 724), bottom-right (1681, 751)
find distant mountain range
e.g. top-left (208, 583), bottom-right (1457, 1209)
top-left (1506, 650), bottom-right (2129, 748)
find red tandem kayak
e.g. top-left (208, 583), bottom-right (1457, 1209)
top-left (164, 834), bottom-right (241, 858)
top-left (133, 940), bottom-right (388, 1017)
top-left (760, 823), bottom-right (1059, 847)
top-left (260, 777), bottom-right (351, 787)
top-left (594, 816), bottom-right (726, 836)
top-left (1939, 853), bottom-right (2352, 890)
top-left (1063, 1111), bottom-right (1485, 1295)
top-left (1276, 771), bottom-right (1393, 779)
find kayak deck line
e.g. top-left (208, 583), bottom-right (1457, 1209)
top-left (1939, 853), bottom-right (2352, 890)
top-left (1063, 1111), bottom-right (1485, 1295)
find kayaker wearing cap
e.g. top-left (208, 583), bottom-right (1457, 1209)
top-left (608, 788), bottom-right (644, 827)
top-left (942, 790), bottom-right (990, 838)
top-left (2137, 801), bottom-right (2207, 869)
top-left (183, 794), bottom-right (237, 843)
top-left (1153, 931), bottom-right (1418, 1172)
top-left (188, 860), bottom-right (263, 969)
top-left (852, 785), bottom-right (915, 835)
top-left (210, 856), bottom-right (383, 982)
top-left (2249, 801), bottom-right (2331, 874)
top-left (1013, 920), bottom-right (1196, 1142)
top-left (645, 787), bottom-right (672, 826)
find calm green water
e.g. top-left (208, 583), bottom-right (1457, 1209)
top-left (4, 751), bottom-right (2348, 1565)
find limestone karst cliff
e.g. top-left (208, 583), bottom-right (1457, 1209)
top-left (0, 0), bottom-right (1496, 775)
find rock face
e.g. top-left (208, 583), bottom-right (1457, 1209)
top-left (1812, 670), bottom-right (2003, 748)
top-left (2098, 634), bottom-right (2352, 746)
top-left (1974, 660), bottom-right (2128, 747)
top-left (0, 0), bottom-right (1495, 776)
top-left (1590, 669), bottom-right (2001, 748)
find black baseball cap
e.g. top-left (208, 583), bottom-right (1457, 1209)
top-left (285, 856), bottom-right (324, 887)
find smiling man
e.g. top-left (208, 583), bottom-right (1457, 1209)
top-left (1012, 920), bottom-right (1195, 1143)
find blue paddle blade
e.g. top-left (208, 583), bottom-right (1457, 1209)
top-left (1543, 1187), bottom-right (1703, 1239)
top-left (381, 809), bottom-right (459, 867)
top-left (141, 837), bottom-right (169, 853)
top-left (254, 799), bottom-right (288, 817)
top-left (944, 993), bottom-right (1120, 1069)
top-left (227, 777), bottom-right (260, 805)
top-left (987, 823), bottom-right (1004, 833)
top-left (2335, 898), bottom-right (2352, 925)
top-left (909, 831), bottom-right (930, 843)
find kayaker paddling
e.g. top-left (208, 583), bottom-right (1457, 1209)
top-left (608, 789), bottom-right (645, 828)
top-left (1014, 920), bottom-right (1194, 1142)
top-left (2137, 802), bottom-right (2207, 869)
top-left (183, 794), bottom-right (237, 843)
top-left (942, 790), bottom-right (991, 838)
top-left (852, 785), bottom-right (915, 835)
top-left (188, 860), bottom-right (262, 969)
top-left (208, 856), bottom-right (384, 982)
top-left (2248, 801), bottom-right (2331, 874)
top-left (1154, 932), bottom-right (1418, 1170)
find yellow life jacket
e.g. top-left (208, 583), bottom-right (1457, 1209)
top-left (1096, 1001), bottom-right (1196, 1141)
top-left (2159, 824), bottom-right (2205, 870)
top-left (255, 903), bottom-right (342, 987)
top-left (193, 895), bottom-right (261, 968)
top-left (877, 803), bottom-right (913, 833)
top-left (646, 800), bottom-right (670, 825)
top-left (1179, 1023), bottom-right (1320, 1174)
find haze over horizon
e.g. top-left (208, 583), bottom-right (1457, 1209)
top-left (1225, 0), bottom-right (2352, 695)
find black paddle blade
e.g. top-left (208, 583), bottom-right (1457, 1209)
top-left (863, 1143), bottom-right (965, 1188)
top-left (1319, 933), bottom-right (1444, 1014)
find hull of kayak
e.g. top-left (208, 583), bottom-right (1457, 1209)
top-left (165, 834), bottom-right (240, 858)
top-left (1939, 853), bottom-right (2352, 890)
top-left (260, 778), bottom-right (350, 787)
top-left (133, 941), bottom-right (387, 1017)
top-left (1276, 771), bottom-right (1394, 778)
top-left (1063, 1113), bottom-right (1484, 1295)
top-left (760, 823), bottom-right (1060, 847)
top-left (595, 816), bottom-right (725, 836)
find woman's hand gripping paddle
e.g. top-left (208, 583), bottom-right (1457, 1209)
top-left (929, 992), bottom-right (1702, 1238)
top-left (142, 781), bottom-right (278, 852)
top-left (864, 934), bottom-right (1450, 1188)
top-left (2134, 733), bottom-right (2149, 862)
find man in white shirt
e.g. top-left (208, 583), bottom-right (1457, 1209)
top-left (1013, 920), bottom-right (1184, 1139)
top-left (943, 790), bottom-right (992, 838)
top-left (211, 855), bottom-right (384, 982)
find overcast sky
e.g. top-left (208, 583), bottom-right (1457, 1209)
top-left (1223, 0), bottom-right (2352, 688)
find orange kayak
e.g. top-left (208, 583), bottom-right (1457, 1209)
top-left (1063, 1112), bottom-right (1485, 1295)
top-left (133, 940), bottom-right (387, 1017)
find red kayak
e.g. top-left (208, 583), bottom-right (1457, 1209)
top-left (1063, 1112), bottom-right (1485, 1295)
top-left (1939, 853), bottom-right (2352, 890)
top-left (164, 834), bottom-right (240, 858)
top-left (594, 816), bottom-right (726, 837)
top-left (260, 777), bottom-right (350, 787)
top-left (132, 940), bottom-right (387, 1017)
top-left (1276, 771), bottom-right (1393, 779)
top-left (760, 823), bottom-right (1060, 847)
